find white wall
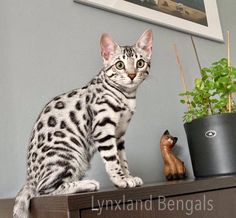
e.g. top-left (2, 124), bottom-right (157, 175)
top-left (0, 0), bottom-right (235, 198)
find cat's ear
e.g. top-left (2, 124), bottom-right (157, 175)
top-left (164, 130), bottom-right (169, 135)
top-left (136, 29), bottom-right (153, 59)
top-left (100, 33), bottom-right (119, 62)
top-left (173, 137), bottom-right (178, 144)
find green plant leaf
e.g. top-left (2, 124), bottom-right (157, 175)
top-left (179, 57), bottom-right (236, 122)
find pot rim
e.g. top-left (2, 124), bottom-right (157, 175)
top-left (184, 112), bottom-right (236, 126)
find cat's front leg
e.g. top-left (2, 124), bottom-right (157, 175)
top-left (93, 124), bottom-right (139, 188)
top-left (117, 137), bottom-right (143, 187)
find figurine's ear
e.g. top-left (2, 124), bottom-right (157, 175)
top-left (173, 137), bottom-right (178, 144)
top-left (136, 29), bottom-right (153, 59)
top-left (164, 130), bottom-right (169, 135)
top-left (100, 33), bottom-right (119, 62)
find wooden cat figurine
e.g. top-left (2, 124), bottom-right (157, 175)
top-left (160, 130), bottom-right (186, 180)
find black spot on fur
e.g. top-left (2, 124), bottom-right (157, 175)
top-left (70, 137), bottom-right (80, 146)
top-left (40, 165), bottom-right (45, 171)
top-left (96, 135), bottom-right (115, 143)
top-left (38, 134), bottom-right (45, 142)
top-left (53, 96), bottom-right (61, 101)
top-left (42, 145), bottom-right (51, 153)
top-left (98, 109), bottom-right (106, 113)
top-left (93, 110), bottom-right (98, 116)
top-left (66, 127), bottom-right (75, 134)
top-left (37, 122), bottom-right (43, 131)
top-left (33, 166), bottom-right (39, 172)
top-left (98, 145), bottom-right (114, 152)
top-left (69, 111), bottom-right (85, 137)
top-left (44, 106), bottom-right (51, 114)
top-left (27, 153), bottom-right (31, 159)
top-left (90, 79), bottom-right (96, 85)
top-left (30, 130), bottom-right (35, 142)
top-left (60, 121), bottom-right (66, 129)
top-left (96, 88), bottom-right (102, 93)
top-left (90, 93), bottom-right (96, 104)
top-left (103, 155), bottom-right (116, 162)
top-left (37, 143), bottom-right (44, 149)
top-left (29, 143), bottom-right (34, 151)
top-left (93, 132), bottom-right (102, 139)
top-left (99, 117), bottom-right (116, 127)
top-left (55, 101), bottom-right (65, 109)
top-left (38, 156), bottom-right (45, 164)
top-left (87, 106), bottom-right (93, 120)
top-left (75, 101), bottom-right (81, 110)
top-left (86, 119), bottom-right (91, 126)
top-left (47, 132), bottom-right (52, 142)
top-left (86, 95), bottom-right (90, 103)
top-left (54, 131), bottom-right (66, 138)
top-left (117, 141), bottom-right (125, 150)
top-left (46, 151), bottom-right (56, 157)
top-left (67, 90), bottom-right (77, 98)
top-left (48, 116), bottom-right (57, 127)
top-left (32, 152), bottom-right (37, 162)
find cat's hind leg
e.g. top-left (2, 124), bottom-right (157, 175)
top-left (50, 180), bottom-right (100, 195)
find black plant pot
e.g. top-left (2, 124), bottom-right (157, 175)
top-left (184, 112), bottom-right (236, 178)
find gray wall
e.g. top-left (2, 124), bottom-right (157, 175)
top-left (0, 0), bottom-right (235, 198)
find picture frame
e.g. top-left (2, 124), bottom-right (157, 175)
top-left (74, 0), bottom-right (223, 42)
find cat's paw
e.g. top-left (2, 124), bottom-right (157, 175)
top-left (112, 177), bottom-right (128, 188)
top-left (80, 179), bottom-right (100, 191)
top-left (127, 176), bottom-right (143, 187)
top-left (112, 176), bottom-right (143, 188)
top-left (132, 176), bottom-right (143, 186)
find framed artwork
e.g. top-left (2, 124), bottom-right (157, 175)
top-left (74, 0), bottom-right (223, 42)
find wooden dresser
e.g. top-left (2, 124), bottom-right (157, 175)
top-left (1, 176), bottom-right (236, 218)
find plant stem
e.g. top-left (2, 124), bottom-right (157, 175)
top-left (191, 36), bottom-right (202, 71)
top-left (227, 31), bottom-right (232, 112)
top-left (208, 100), bottom-right (213, 115)
top-left (173, 44), bottom-right (191, 110)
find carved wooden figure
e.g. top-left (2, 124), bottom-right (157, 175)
top-left (160, 130), bottom-right (186, 180)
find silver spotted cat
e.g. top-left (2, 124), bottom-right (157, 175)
top-left (13, 30), bottom-right (153, 218)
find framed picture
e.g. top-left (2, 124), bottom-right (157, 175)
top-left (74, 0), bottom-right (223, 42)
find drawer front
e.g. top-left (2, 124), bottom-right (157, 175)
top-left (81, 188), bottom-right (236, 218)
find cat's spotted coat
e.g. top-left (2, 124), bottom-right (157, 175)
top-left (13, 30), bottom-right (153, 218)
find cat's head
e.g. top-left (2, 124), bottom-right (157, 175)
top-left (100, 30), bottom-right (153, 92)
top-left (160, 130), bottom-right (178, 148)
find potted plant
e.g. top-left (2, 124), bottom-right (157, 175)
top-left (176, 50), bottom-right (236, 178)
top-left (180, 57), bottom-right (236, 178)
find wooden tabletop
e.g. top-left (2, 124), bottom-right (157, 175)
top-left (1, 176), bottom-right (236, 217)
top-left (30, 176), bottom-right (236, 211)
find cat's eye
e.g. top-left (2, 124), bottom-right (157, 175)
top-left (136, 59), bottom-right (145, 68)
top-left (115, 61), bottom-right (125, 70)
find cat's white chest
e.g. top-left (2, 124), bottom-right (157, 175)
top-left (127, 99), bottom-right (136, 113)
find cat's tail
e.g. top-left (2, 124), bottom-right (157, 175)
top-left (13, 182), bottom-right (36, 218)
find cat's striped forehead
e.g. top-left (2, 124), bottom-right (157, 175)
top-left (120, 46), bottom-right (138, 58)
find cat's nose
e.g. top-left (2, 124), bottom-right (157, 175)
top-left (128, 73), bottom-right (136, 80)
